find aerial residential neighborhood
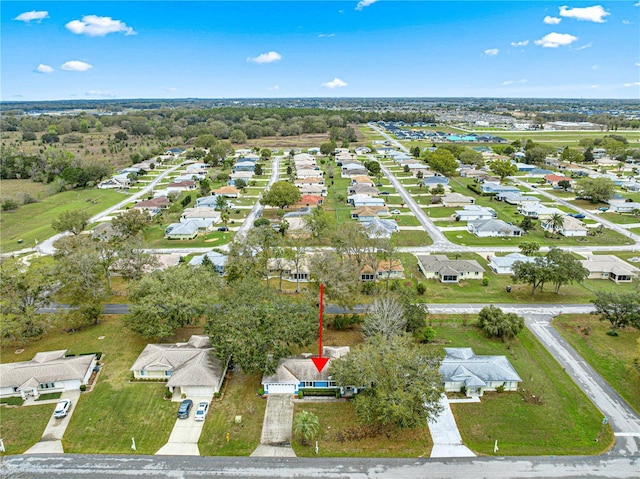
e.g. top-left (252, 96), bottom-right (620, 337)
top-left (1, 1), bottom-right (639, 478)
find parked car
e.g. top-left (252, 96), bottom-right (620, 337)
top-left (54, 399), bottom-right (71, 419)
top-left (390, 209), bottom-right (400, 215)
top-left (380, 191), bottom-right (390, 195)
top-left (569, 213), bottom-right (586, 219)
top-left (194, 401), bottom-right (210, 421)
top-left (217, 226), bottom-right (229, 232)
top-left (598, 207), bottom-right (609, 212)
top-left (177, 399), bottom-right (193, 419)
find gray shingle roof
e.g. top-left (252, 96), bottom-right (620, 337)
top-left (262, 347), bottom-right (349, 385)
top-left (440, 348), bottom-right (521, 388)
top-left (0, 350), bottom-right (95, 389)
top-left (416, 255), bottom-right (485, 274)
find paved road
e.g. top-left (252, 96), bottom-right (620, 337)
top-left (235, 156), bottom-right (280, 240)
top-left (3, 453), bottom-right (639, 478)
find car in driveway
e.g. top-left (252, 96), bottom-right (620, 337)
top-left (194, 401), bottom-right (210, 421)
top-left (569, 213), bottom-right (586, 219)
top-left (390, 209), bottom-right (400, 215)
top-left (177, 399), bottom-right (193, 419)
top-left (53, 399), bottom-right (71, 419)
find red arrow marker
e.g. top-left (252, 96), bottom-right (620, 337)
top-left (311, 283), bottom-right (329, 372)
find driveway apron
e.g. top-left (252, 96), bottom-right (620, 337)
top-left (428, 394), bottom-right (476, 458)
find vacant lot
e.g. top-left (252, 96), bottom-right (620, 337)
top-left (553, 314), bottom-right (640, 415)
top-left (429, 318), bottom-right (613, 456)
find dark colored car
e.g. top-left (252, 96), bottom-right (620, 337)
top-left (177, 399), bottom-right (193, 419)
top-left (569, 213), bottom-right (586, 219)
top-left (217, 226), bottom-right (229, 232)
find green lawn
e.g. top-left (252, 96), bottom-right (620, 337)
top-left (292, 401), bottom-right (432, 457)
top-left (0, 178), bottom-right (50, 201)
top-left (0, 403), bottom-right (55, 455)
top-left (143, 224), bottom-right (234, 248)
top-left (198, 371), bottom-right (266, 455)
top-left (396, 230), bottom-right (432, 246)
top-left (553, 314), bottom-right (640, 415)
top-left (600, 212), bottom-right (640, 225)
top-left (429, 319), bottom-right (614, 455)
top-left (1, 188), bottom-right (127, 252)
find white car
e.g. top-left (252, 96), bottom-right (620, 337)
top-left (53, 399), bottom-right (71, 419)
top-left (194, 401), bottom-right (210, 421)
top-left (390, 209), bottom-right (401, 215)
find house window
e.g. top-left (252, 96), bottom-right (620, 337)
top-left (328, 381), bottom-right (336, 387)
top-left (164, 371), bottom-right (172, 377)
top-left (140, 370), bottom-right (147, 376)
top-left (303, 382), bottom-right (314, 387)
top-left (39, 383), bottom-right (55, 389)
top-left (442, 275), bottom-right (458, 282)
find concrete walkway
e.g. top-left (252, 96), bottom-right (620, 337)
top-left (250, 394), bottom-right (296, 457)
top-left (155, 396), bottom-right (211, 456)
top-left (24, 390), bottom-right (81, 454)
top-left (428, 395), bottom-right (476, 458)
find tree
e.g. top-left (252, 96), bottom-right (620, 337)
top-left (362, 296), bottom-right (407, 340)
top-left (116, 235), bottom-right (160, 281)
top-left (330, 334), bottom-right (443, 429)
top-left (293, 411), bottom-right (320, 445)
top-left (308, 251), bottom-right (360, 309)
top-left (519, 215), bottom-right (535, 232)
top-left (425, 148), bottom-right (457, 176)
top-left (518, 241), bottom-right (540, 256)
top-left (583, 147), bottom-right (595, 163)
top-left (459, 149), bottom-right (484, 168)
top-left (215, 194), bottom-right (230, 211)
top-left (0, 259), bottom-right (57, 344)
top-left (591, 291), bottom-right (640, 336)
top-left (602, 138), bottom-right (628, 162)
top-left (524, 146), bottom-right (553, 165)
top-left (205, 279), bottom-right (316, 373)
top-left (546, 213), bottom-right (565, 236)
top-left (260, 148), bottom-right (272, 160)
top-left (489, 159), bottom-right (517, 180)
top-left (234, 178), bottom-right (247, 190)
top-left (545, 248), bottom-right (589, 294)
top-left (512, 256), bottom-right (553, 295)
top-left (320, 141), bottom-right (336, 156)
top-left (262, 181), bottom-right (301, 209)
top-left (560, 147), bottom-right (582, 164)
top-left (124, 266), bottom-right (221, 338)
top-left (557, 179), bottom-right (571, 191)
top-left (254, 163), bottom-right (263, 176)
top-left (303, 207), bottom-right (334, 239)
top-left (477, 305), bottom-right (524, 341)
top-left (575, 177), bottom-right (615, 203)
top-left (411, 146), bottom-right (421, 158)
top-left (52, 210), bottom-right (91, 235)
top-left (112, 209), bottom-right (152, 239)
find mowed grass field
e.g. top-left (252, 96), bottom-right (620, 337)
top-left (0, 188), bottom-right (127, 252)
top-left (553, 314), bottom-right (640, 415)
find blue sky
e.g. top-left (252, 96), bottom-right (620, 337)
top-left (2, 1), bottom-right (639, 100)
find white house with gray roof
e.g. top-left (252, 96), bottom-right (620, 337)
top-left (455, 205), bottom-right (497, 222)
top-left (580, 255), bottom-right (639, 283)
top-left (130, 335), bottom-right (227, 398)
top-left (440, 348), bottom-right (521, 397)
top-left (0, 350), bottom-right (96, 400)
top-left (468, 219), bottom-right (523, 238)
top-left (488, 253), bottom-right (536, 275)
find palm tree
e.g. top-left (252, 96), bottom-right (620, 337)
top-left (547, 213), bottom-right (565, 236)
top-left (293, 410), bottom-right (320, 446)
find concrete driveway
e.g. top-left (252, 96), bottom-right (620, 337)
top-left (250, 394), bottom-right (296, 457)
top-left (155, 397), bottom-right (211, 456)
top-left (428, 394), bottom-right (476, 458)
top-left (24, 390), bottom-right (81, 454)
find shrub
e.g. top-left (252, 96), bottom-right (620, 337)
top-left (164, 389), bottom-right (172, 399)
top-left (421, 326), bottom-right (437, 343)
top-left (482, 278), bottom-right (489, 286)
top-left (297, 390), bottom-right (304, 399)
top-left (257, 388), bottom-right (265, 396)
top-left (416, 282), bottom-right (426, 295)
top-left (79, 384), bottom-right (87, 392)
top-left (496, 384), bottom-right (505, 393)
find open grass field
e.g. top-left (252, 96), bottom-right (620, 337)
top-left (0, 178), bottom-right (50, 202)
top-left (553, 314), bottom-right (640, 415)
top-left (429, 319), bottom-right (614, 456)
top-left (292, 401), bottom-right (432, 457)
top-left (198, 371), bottom-right (266, 456)
top-left (1, 188), bottom-right (127, 253)
top-left (478, 130), bottom-right (640, 147)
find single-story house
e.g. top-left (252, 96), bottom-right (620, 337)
top-left (348, 184), bottom-right (380, 196)
top-left (165, 219), bottom-right (214, 239)
top-left (295, 195), bottom-right (324, 208)
top-left (350, 176), bottom-right (375, 187)
top-left (527, 168), bottom-right (554, 178)
top-left (455, 205), bottom-right (497, 222)
top-left (488, 253), bottom-right (535, 275)
top-left (98, 176), bottom-right (130, 189)
top-left (229, 171), bottom-right (254, 184)
top-left (130, 335), bottom-right (228, 398)
top-left (498, 192), bottom-right (540, 207)
top-left (421, 175), bottom-right (450, 186)
top-left (544, 174), bottom-right (572, 187)
top-left (196, 196), bottom-right (232, 209)
top-left (212, 186), bottom-right (240, 198)
top-left (442, 193), bottom-right (475, 207)
top-left (232, 161), bottom-right (256, 173)
top-left (351, 205), bottom-right (389, 221)
top-left (181, 207), bottom-right (221, 223)
top-left (188, 251), bottom-right (228, 274)
top-left (297, 184), bottom-right (328, 197)
top-left (307, 147), bottom-right (321, 155)
top-left (165, 147), bottom-right (184, 157)
top-left (360, 259), bottom-right (405, 281)
top-left (296, 168), bottom-right (324, 179)
top-left (541, 215), bottom-right (587, 237)
top-left (266, 257), bottom-right (310, 282)
top-left (518, 203), bottom-right (564, 220)
top-left (166, 180), bottom-right (197, 193)
top-left (355, 146), bottom-right (371, 155)
top-left (133, 197), bottom-right (170, 215)
top-left (261, 346), bottom-right (352, 396)
top-left (294, 177), bottom-right (325, 187)
top-left (607, 200), bottom-right (640, 214)
top-left (440, 348), bottom-right (521, 397)
top-left (91, 222), bottom-right (118, 241)
top-left (468, 219), bottom-right (523, 237)
top-left (185, 162), bottom-right (207, 172)
top-left (294, 153), bottom-right (316, 163)
top-left (513, 162), bottom-right (536, 172)
top-left (580, 255), bottom-right (639, 283)
top-left (363, 217), bottom-right (398, 239)
top-left (416, 254), bottom-right (484, 283)
top-left (348, 194), bottom-right (386, 208)
top-left (0, 350), bottom-right (96, 400)
top-left (480, 182), bottom-right (520, 195)
top-left (175, 173), bottom-right (206, 182)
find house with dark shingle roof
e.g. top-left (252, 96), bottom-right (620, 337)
top-left (416, 254), bottom-right (484, 283)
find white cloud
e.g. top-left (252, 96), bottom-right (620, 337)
top-left (318, 33), bottom-right (335, 38)
top-left (61, 60), bottom-right (93, 72)
top-left (165, 87), bottom-right (178, 92)
top-left (534, 32), bottom-right (578, 48)
top-left (85, 90), bottom-right (115, 98)
top-left (484, 48), bottom-right (499, 56)
top-left (355, 0), bottom-right (378, 11)
top-left (510, 40), bottom-right (529, 47)
top-left (624, 82), bottom-right (640, 87)
top-left (14, 11), bottom-right (48, 23)
top-left (268, 85), bottom-right (280, 91)
top-left (636, 62), bottom-right (640, 67)
top-left (592, 65), bottom-right (599, 70)
top-left (559, 5), bottom-right (610, 23)
top-left (247, 51), bottom-right (282, 64)
top-left (575, 42), bottom-right (593, 51)
top-left (501, 79), bottom-right (528, 86)
top-left (35, 64), bottom-right (54, 74)
top-left (544, 16), bottom-right (562, 25)
top-left (622, 20), bottom-right (631, 25)
top-left (321, 78), bottom-right (348, 89)
top-left (65, 15), bottom-right (136, 36)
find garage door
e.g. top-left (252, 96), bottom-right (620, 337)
top-left (184, 386), bottom-right (213, 397)
top-left (267, 383), bottom-right (296, 394)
